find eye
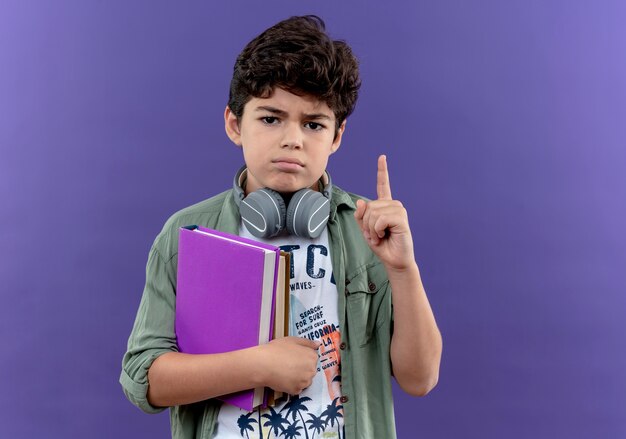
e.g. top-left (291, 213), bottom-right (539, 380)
top-left (305, 122), bottom-right (324, 131)
top-left (261, 116), bottom-right (279, 125)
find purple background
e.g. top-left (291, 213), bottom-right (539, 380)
top-left (1, 1), bottom-right (625, 438)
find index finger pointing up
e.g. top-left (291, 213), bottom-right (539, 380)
top-left (377, 154), bottom-right (392, 200)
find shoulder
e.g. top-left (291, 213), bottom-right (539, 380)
top-left (152, 189), bottom-right (234, 260)
top-left (163, 189), bottom-right (231, 228)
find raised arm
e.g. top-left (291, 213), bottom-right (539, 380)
top-left (354, 155), bottom-right (442, 396)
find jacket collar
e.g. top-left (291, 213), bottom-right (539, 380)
top-left (330, 185), bottom-right (356, 222)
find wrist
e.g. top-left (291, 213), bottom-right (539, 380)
top-left (385, 259), bottom-right (419, 278)
top-left (385, 261), bottom-right (422, 292)
top-left (248, 344), bottom-right (270, 388)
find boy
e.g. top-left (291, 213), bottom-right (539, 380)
top-left (120, 15), bottom-right (442, 439)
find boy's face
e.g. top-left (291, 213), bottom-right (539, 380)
top-left (225, 87), bottom-right (345, 195)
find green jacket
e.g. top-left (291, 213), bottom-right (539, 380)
top-left (120, 186), bottom-right (396, 438)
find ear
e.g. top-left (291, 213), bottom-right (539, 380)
top-left (224, 106), bottom-right (242, 146)
top-left (330, 120), bottom-right (347, 154)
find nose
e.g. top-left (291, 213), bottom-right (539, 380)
top-left (281, 122), bottom-right (303, 149)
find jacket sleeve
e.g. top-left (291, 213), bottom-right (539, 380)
top-left (119, 242), bottom-right (179, 414)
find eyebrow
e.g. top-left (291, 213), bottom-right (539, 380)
top-left (254, 106), bottom-right (333, 121)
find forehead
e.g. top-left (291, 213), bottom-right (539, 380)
top-left (245, 87), bottom-right (334, 118)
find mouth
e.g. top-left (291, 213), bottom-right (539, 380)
top-left (272, 158), bottom-right (305, 172)
top-left (272, 157), bottom-right (304, 167)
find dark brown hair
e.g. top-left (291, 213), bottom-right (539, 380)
top-left (228, 15), bottom-right (361, 138)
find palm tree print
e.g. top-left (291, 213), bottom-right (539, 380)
top-left (281, 422), bottom-right (303, 439)
top-left (237, 413), bottom-right (258, 439)
top-left (262, 406), bottom-right (290, 438)
top-left (280, 395), bottom-right (312, 439)
top-left (304, 413), bottom-right (325, 439)
top-left (257, 409), bottom-right (264, 439)
top-left (320, 397), bottom-right (344, 439)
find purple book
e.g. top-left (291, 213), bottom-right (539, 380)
top-left (176, 225), bottom-right (280, 411)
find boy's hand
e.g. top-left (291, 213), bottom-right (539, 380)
top-left (258, 337), bottom-right (320, 395)
top-left (354, 155), bottom-right (416, 272)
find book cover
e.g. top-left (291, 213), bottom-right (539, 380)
top-left (175, 225), bottom-right (280, 411)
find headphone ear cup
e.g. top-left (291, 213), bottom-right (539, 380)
top-left (286, 189), bottom-right (331, 238)
top-left (240, 188), bottom-right (286, 238)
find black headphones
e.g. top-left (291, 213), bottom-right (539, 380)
top-left (232, 166), bottom-right (333, 239)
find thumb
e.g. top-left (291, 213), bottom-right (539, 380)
top-left (293, 337), bottom-right (321, 350)
top-left (354, 199), bottom-right (367, 222)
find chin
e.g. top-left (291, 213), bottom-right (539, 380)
top-left (273, 184), bottom-right (305, 195)
top-left (269, 177), bottom-right (312, 194)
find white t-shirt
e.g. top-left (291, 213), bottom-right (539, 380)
top-left (214, 225), bottom-right (344, 439)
